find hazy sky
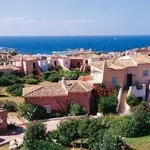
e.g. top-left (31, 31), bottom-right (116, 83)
top-left (0, 0), bottom-right (150, 36)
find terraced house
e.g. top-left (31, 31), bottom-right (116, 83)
top-left (23, 78), bottom-right (93, 114)
top-left (90, 54), bottom-right (150, 88)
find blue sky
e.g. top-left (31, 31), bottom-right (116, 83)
top-left (0, 0), bottom-right (149, 36)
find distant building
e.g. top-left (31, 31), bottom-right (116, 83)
top-left (11, 55), bottom-right (41, 75)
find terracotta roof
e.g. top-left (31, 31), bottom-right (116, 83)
top-left (23, 83), bottom-right (68, 97)
top-left (11, 55), bottom-right (37, 61)
top-left (66, 80), bottom-right (93, 93)
top-left (0, 65), bottom-right (20, 71)
top-left (90, 58), bottom-right (136, 70)
top-left (23, 80), bottom-right (93, 97)
top-left (129, 54), bottom-right (150, 64)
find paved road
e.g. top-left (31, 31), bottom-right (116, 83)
top-left (0, 116), bottom-right (61, 145)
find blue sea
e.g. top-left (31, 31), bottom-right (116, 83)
top-left (0, 36), bottom-right (150, 54)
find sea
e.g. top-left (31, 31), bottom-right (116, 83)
top-left (0, 36), bottom-right (150, 54)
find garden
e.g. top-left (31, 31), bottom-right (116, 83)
top-left (13, 102), bottom-right (150, 150)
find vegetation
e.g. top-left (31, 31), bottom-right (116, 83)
top-left (6, 84), bottom-right (23, 96)
top-left (21, 75), bottom-right (39, 84)
top-left (22, 121), bottom-right (66, 150)
top-left (51, 118), bottom-right (128, 149)
top-left (69, 103), bottom-right (86, 116)
top-left (0, 100), bottom-right (17, 112)
top-left (0, 73), bottom-right (20, 86)
top-left (42, 70), bottom-right (87, 82)
top-left (97, 92), bottom-right (118, 115)
top-left (17, 103), bottom-right (48, 121)
top-left (42, 70), bottom-right (60, 82)
top-left (125, 136), bottom-right (150, 150)
top-left (127, 94), bottom-right (142, 107)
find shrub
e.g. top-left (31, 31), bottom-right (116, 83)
top-left (42, 70), bottom-right (60, 82)
top-left (63, 71), bottom-right (79, 80)
top-left (98, 93), bottom-right (118, 115)
top-left (18, 103), bottom-right (48, 121)
top-left (69, 103), bottom-right (86, 116)
top-left (114, 105), bottom-right (150, 138)
top-left (21, 75), bottom-right (39, 84)
top-left (23, 121), bottom-right (47, 148)
top-left (126, 94), bottom-right (140, 107)
top-left (25, 78), bottom-right (38, 84)
top-left (6, 84), bottom-right (23, 96)
top-left (0, 74), bottom-right (20, 86)
top-left (53, 119), bottom-right (79, 146)
top-left (22, 140), bottom-right (66, 150)
top-left (0, 100), bottom-right (17, 112)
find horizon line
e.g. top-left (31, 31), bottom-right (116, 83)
top-left (0, 35), bottom-right (150, 37)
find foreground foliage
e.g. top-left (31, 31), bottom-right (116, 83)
top-left (17, 103), bottom-right (48, 121)
top-left (22, 121), bottom-right (66, 150)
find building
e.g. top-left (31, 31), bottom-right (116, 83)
top-left (90, 54), bottom-right (150, 88)
top-left (23, 78), bottom-right (93, 114)
top-left (0, 65), bottom-right (20, 74)
top-left (11, 55), bottom-right (41, 75)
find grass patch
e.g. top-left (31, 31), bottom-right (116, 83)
top-left (125, 136), bottom-right (150, 150)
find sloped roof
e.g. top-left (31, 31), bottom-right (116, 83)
top-left (11, 55), bottom-right (37, 61)
top-left (66, 80), bottom-right (93, 93)
top-left (23, 83), bottom-right (68, 97)
top-left (23, 80), bottom-right (93, 97)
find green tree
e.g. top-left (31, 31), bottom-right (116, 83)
top-left (23, 121), bottom-right (47, 148)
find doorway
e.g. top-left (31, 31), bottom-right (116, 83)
top-left (127, 74), bottom-right (132, 86)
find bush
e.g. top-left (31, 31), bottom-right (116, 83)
top-left (6, 84), bottom-right (23, 96)
top-left (127, 94), bottom-right (140, 107)
top-left (98, 93), bottom-right (118, 115)
top-left (22, 140), bottom-right (66, 150)
top-left (21, 75), bottom-right (39, 84)
top-left (0, 100), bottom-right (17, 112)
top-left (53, 119), bottom-right (79, 146)
top-left (18, 103), bottom-right (48, 121)
top-left (25, 78), bottom-right (38, 84)
top-left (0, 74), bottom-right (20, 86)
top-left (23, 121), bottom-right (47, 148)
top-left (69, 103), bottom-right (86, 116)
top-left (42, 70), bottom-right (60, 82)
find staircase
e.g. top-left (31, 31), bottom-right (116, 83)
top-left (118, 88), bottom-right (130, 115)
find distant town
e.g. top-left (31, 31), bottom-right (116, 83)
top-left (1, 46), bottom-right (150, 150)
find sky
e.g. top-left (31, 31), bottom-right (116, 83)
top-left (0, 0), bottom-right (150, 36)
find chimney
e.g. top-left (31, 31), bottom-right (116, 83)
top-left (61, 77), bottom-right (68, 89)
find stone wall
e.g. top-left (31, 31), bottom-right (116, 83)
top-left (0, 109), bottom-right (8, 132)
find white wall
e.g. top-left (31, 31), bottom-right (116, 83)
top-left (91, 66), bottom-right (103, 83)
top-left (128, 84), bottom-right (146, 100)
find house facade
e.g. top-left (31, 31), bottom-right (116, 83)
top-left (90, 54), bottom-right (150, 88)
top-left (23, 78), bottom-right (93, 114)
top-left (11, 55), bottom-right (41, 75)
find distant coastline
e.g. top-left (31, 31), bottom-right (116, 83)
top-left (0, 35), bottom-right (150, 54)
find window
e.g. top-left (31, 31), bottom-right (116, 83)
top-left (111, 76), bottom-right (117, 85)
top-left (44, 105), bottom-right (51, 113)
top-left (142, 70), bottom-right (148, 77)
